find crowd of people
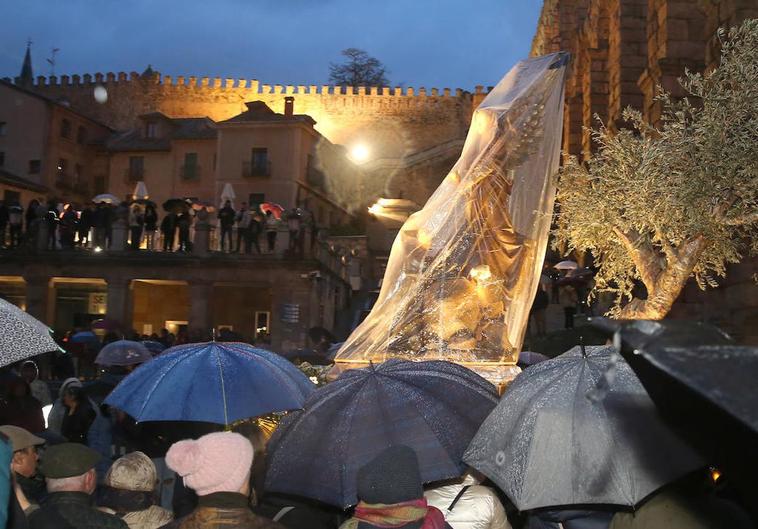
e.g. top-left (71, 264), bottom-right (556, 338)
top-left (0, 333), bottom-right (753, 529)
top-left (0, 198), bottom-right (314, 256)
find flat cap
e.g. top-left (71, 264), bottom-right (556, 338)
top-left (0, 425), bottom-right (45, 452)
top-left (39, 443), bottom-right (101, 478)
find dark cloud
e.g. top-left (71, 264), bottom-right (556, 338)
top-left (0, 0), bottom-right (541, 89)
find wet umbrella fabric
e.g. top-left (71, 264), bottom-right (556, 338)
top-left (95, 340), bottom-right (153, 366)
top-left (0, 297), bottom-right (60, 367)
top-left (517, 351), bottom-right (550, 368)
top-left (104, 341), bottom-right (315, 425)
top-left (260, 202), bottom-right (285, 219)
top-left (70, 331), bottom-right (100, 344)
top-left (141, 340), bottom-right (165, 355)
top-left (554, 260), bottom-right (578, 270)
top-left (265, 359), bottom-right (499, 508)
top-left (464, 345), bottom-right (704, 511)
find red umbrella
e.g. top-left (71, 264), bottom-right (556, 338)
top-left (260, 202), bottom-right (285, 219)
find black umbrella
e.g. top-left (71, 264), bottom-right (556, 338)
top-left (162, 198), bottom-right (189, 213)
top-left (591, 318), bottom-right (758, 514)
top-left (464, 345), bottom-right (705, 511)
top-left (264, 359), bottom-right (499, 508)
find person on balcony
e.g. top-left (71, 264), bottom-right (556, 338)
top-left (129, 203), bottom-right (145, 251)
top-left (161, 212), bottom-right (177, 252)
top-left (265, 211), bottom-right (279, 253)
top-left (144, 204), bottom-right (158, 251)
top-left (218, 201), bottom-right (236, 253)
top-left (235, 202), bottom-right (251, 253)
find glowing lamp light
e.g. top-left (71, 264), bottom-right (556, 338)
top-left (368, 204), bottom-right (381, 215)
top-left (94, 246), bottom-right (103, 253)
top-left (710, 467), bottom-right (721, 483)
top-left (349, 144), bottom-right (370, 163)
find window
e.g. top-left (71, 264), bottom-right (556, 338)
top-left (61, 118), bottom-right (71, 138)
top-left (146, 122), bottom-right (158, 138)
top-left (255, 311), bottom-right (271, 341)
top-left (249, 193), bottom-right (265, 209)
top-left (28, 160), bottom-right (40, 174)
top-left (251, 148), bottom-right (269, 176)
top-left (0, 152), bottom-right (4, 167)
top-left (128, 156), bottom-right (144, 181)
top-left (76, 126), bottom-right (87, 144)
top-left (0, 122), bottom-right (6, 136)
top-left (182, 152), bottom-right (198, 180)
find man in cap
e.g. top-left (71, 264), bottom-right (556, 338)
top-left (0, 425), bottom-right (47, 503)
top-left (28, 443), bottom-right (128, 529)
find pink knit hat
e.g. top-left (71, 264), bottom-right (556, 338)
top-left (165, 432), bottom-right (253, 496)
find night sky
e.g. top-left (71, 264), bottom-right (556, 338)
top-left (0, 1), bottom-right (542, 90)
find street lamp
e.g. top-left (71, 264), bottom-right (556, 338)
top-left (349, 143), bottom-right (370, 164)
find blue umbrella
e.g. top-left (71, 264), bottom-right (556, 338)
top-left (264, 359), bottom-right (499, 508)
top-left (141, 340), bottom-right (165, 355)
top-left (95, 340), bottom-right (152, 366)
top-left (70, 331), bottom-right (99, 344)
top-left (105, 341), bottom-right (315, 424)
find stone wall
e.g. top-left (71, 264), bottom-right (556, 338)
top-left (531, 0), bottom-right (758, 342)
top-left (20, 74), bottom-right (474, 165)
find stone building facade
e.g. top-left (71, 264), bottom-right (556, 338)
top-left (530, 0), bottom-right (758, 342)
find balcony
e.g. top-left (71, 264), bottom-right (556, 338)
top-left (124, 167), bottom-right (144, 182)
top-left (242, 160), bottom-right (271, 178)
top-left (181, 164), bottom-right (201, 180)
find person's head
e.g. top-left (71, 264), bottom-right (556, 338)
top-left (265, 211), bottom-right (272, 217)
top-left (241, 202), bottom-right (248, 210)
top-left (8, 377), bottom-right (31, 398)
top-left (62, 385), bottom-right (86, 408)
top-left (357, 445), bottom-right (423, 505)
top-left (165, 431), bottom-right (253, 497)
top-left (40, 442), bottom-right (101, 495)
top-left (224, 200), bottom-right (231, 207)
top-left (0, 425), bottom-right (45, 478)
top-left (20, 360), bottom-right (39, 384)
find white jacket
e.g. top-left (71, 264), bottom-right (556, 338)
top-left (425, 475), bottom-right (512, 529)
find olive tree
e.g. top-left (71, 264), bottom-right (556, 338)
top-left (554, 20), bottom-right (758, 319)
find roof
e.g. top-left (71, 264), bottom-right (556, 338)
top-left (106, 116), bottom-right (216, 152)
top-left (218, 101), bottom-right (316, 126)
top-left (0, 168), bottom-right (48, 194)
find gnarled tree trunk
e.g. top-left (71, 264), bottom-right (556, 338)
top-left (617, 236), bottom-right (706, 319)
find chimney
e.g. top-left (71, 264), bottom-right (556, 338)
top-left (284, 96), bottom-right (294, 117)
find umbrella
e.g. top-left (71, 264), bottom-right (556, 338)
top-left (260, 202), bottom-right (285, 219)
top-left (70, 331), bottom-right (100, 344)
top-left (162, 198), bottom-right (189, 213)
top-left (220, 182), bottom-right (236, 207)
top-left (95, 340), bottom-right (152, 366)
top-left (265, 359), bottom-right (499, 508)
top-left (554, 260), bottom-right (578, 270)
top-left (132, 181), bottom-right (149, 200)
top-left (516, 350), bottom-right (550, 368)
top-left (141, 340), bottom-right (165, 355)
top-left (464, 345), bottom-right (704, 511)
top-left (591, 318), bottom-right (758, 513)
top-left (0, 297), bottom-right (60, 367)
top-left (104, 342), bottom-right (315, 424)
top-left (92, 193), bottom-right (120, 205)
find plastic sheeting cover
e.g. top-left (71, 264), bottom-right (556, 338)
top-left (334, 52), bottom-right (569, 375)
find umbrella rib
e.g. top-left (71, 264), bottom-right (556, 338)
top-left (215, 346), bottom-right (229, 425)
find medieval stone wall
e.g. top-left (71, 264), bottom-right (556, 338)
top-left (21, 74), bottom-right (474, 164)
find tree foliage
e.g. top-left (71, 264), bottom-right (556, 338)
top-left (328, 48), bottom-right (389, 87)
top-left (554, 20), bottom-right (758, 319)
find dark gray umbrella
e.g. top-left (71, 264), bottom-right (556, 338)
top-left (95, 340), bottom-right (152, 366)
top-left (265, 359), bottom-right (499, 508)
top-left (464, 345), bottom-right (705, 511)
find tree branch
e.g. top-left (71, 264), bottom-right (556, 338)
top-left (723, 211), bottom-right (758, 226)
top-left (612, 227), bottom-right (663, 292)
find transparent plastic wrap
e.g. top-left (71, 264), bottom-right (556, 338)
top-left (334, 53), bottom-right (569, 386)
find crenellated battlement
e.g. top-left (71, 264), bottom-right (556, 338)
top-left (22, 71), bottom-right (473, 100)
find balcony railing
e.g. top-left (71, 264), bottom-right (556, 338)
top-left (124, 167), bottom-right (144, 182)
top-left (242, 160), bottom-right (271, 178)
top-left (181, 164), bottom-right (201, 180)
